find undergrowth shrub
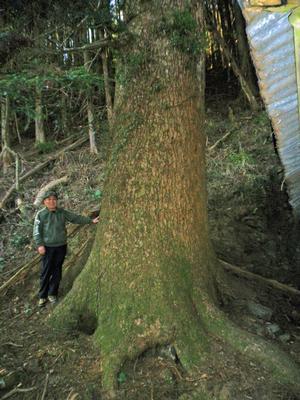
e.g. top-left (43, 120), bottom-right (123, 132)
top-left (35, 141), bottom-right (56, 154)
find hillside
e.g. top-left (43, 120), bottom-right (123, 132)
top-left (1, 103), bottom-right (300, 399)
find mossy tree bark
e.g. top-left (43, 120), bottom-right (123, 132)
top-left (50, 0), bottom-right (300, 395)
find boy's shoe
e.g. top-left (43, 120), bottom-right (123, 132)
top-left (38, 298), bottom-right (47, 307)
top-left (48, 295), bottom-right (57, 304)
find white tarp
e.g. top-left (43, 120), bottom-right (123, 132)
top-left (238, 1), bottom-right (300, 213)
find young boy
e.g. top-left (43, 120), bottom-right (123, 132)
top-left (33, 190), bottom-right (99, 307)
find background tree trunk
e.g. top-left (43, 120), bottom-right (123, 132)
top-left (1, 96), bottom-right (13, 173)
top-left (84, 50), bottom-right (98, 154)
top-left (60, 93), bottom-right (69, 136)
top-left (101, 46), bottom-right (114, 127)
top-left (35, 86), bottom-right (46, 144)
top-left (233, 0), bottom-right (258, 97)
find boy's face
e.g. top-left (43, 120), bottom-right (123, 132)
top-left (43, 195), bottom-right (57, 211)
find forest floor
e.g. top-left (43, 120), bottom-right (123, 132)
top-left (1, 100), bottom-right (300, 399)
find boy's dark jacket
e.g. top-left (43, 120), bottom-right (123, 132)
top-left (33, 208), bottom-right (91, 247)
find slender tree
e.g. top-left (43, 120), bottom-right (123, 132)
top-left (84, 49), bottom-right (98, 154)
top-left (101, 44), bottom-right (114, 127)
top-left (232, 0), bottom-right (258, 96)
top-left (1, 96), bottom-right (13, 173)
top-left (204, 0), bottom-right (259, 107)
top-left (34, 85), bottom-right (46, 144)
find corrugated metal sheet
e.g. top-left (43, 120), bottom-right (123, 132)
top-left (238, 1), bottom-right (300, 214)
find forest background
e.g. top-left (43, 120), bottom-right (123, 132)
top-left (1, 1), bottom-right (300, 399)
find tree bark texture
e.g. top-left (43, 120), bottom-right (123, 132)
top-left (1, 96), bottom-right (13, 173)
top-left (35, 86), bottom-right (46, 144)
top-left (101, 47), bottom-right (114, 126)
top-left (60, 93), bottom-right (69, 136)
top-left (233, 0), bottom-right (258, 97)
top-left (209, 17), bottom-right (260, 111)
top-left (84, 50), bottom-right (98, 154)
top-left (98, 5), bottom-right (114, 129)
top-left (51, 0), bottom-right (300, 394)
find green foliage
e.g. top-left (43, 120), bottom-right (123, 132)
top-left (0, 257), bottom-right (5, 273)
top-left (228, 149), bottom-right (254, 169)
top-left (85, 188), bottom-right (103, 201)
top-left (117, 371), bottom-right (127, 384)
top-left (0, 67), bottom-right (104, 133)
top-left (206, 109), bottom-right (277, 211)
top-left (111, 112), bottom-right (143, 161)
top-left (0, 68), bottom-right (104, 99)
top-left (252, 111), bottom-right (270, 127)
top-left (10, 232), bottom-right (29, 249)
top-left (150, 80), bottom-right (165, 94)
top-left (159, 8), bottom-right (205, 58)
top-left (63, 67), bottom-right (104, 92)
top-left (93, 189), bottom-right (103, 200)
top-left (23, 303), bottom-right (33, 316)
top-left (116, 50), bottom-right (150, 85)
top-left (0, 73), bottom-right (49, 100)
top-left (35, 141), bottom-right (56, 154)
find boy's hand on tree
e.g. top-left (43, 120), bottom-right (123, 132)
top-left (92, 216), bottom-right (100, 224)
top-left (38, 246), bottom-right (46, 255)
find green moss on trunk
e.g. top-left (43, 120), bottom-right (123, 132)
top-left (49, 0), bottom-right (300, 396)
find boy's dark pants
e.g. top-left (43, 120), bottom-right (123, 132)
top-left (39, 245), bottom-right (67, 299)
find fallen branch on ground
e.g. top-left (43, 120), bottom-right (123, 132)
top-left (220, 259), bottom-right (300, 299)
top-left (66, 389), bottom-right (80, 400)
top-left (0, 223), bottom-right (91, 295)
top-left (209, 130), bottom-right (234, 151)
top-left (0, 136), bottom-right (88, 209)
top-left (0, 257), bottom-right (41, 295)
top-left (33, 176), bottom-right (69, 207)
top-left (0, 342), bottom-right (23, 348)
top-left (40, 373), bottom-right (49, 400)
top-left (63, 237), bottom-right (91, 272)
top-left (0, 384), bottom-right (36, 400)
top-left (25, 134), bottom-right (81, 159)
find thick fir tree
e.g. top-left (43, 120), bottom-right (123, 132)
top-left (50, 0), bottom-right (300, 396)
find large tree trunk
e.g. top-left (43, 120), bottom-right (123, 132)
top-left (51, 0), bottom-right (300, 395)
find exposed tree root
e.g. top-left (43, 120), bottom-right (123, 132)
top-left (192, 289), bottom-right (300, 394)
top-left (49, 263), bottom-right (300, 398)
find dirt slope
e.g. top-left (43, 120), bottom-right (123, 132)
top-left (1, 107), bottom-right (300, 399)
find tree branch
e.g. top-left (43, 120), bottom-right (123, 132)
top-left (0, 224), bottom-right (92, 295)
top-left (33, 176), bottom-right (69, 207)
top-left (0, 137), bottom-right (88, 209)
top-left (220, 259), bottom-right (300, 299)
top-left (208, 130), bottom-right (233, 151)
top-left (206, 17), bottom-right (260, 111)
